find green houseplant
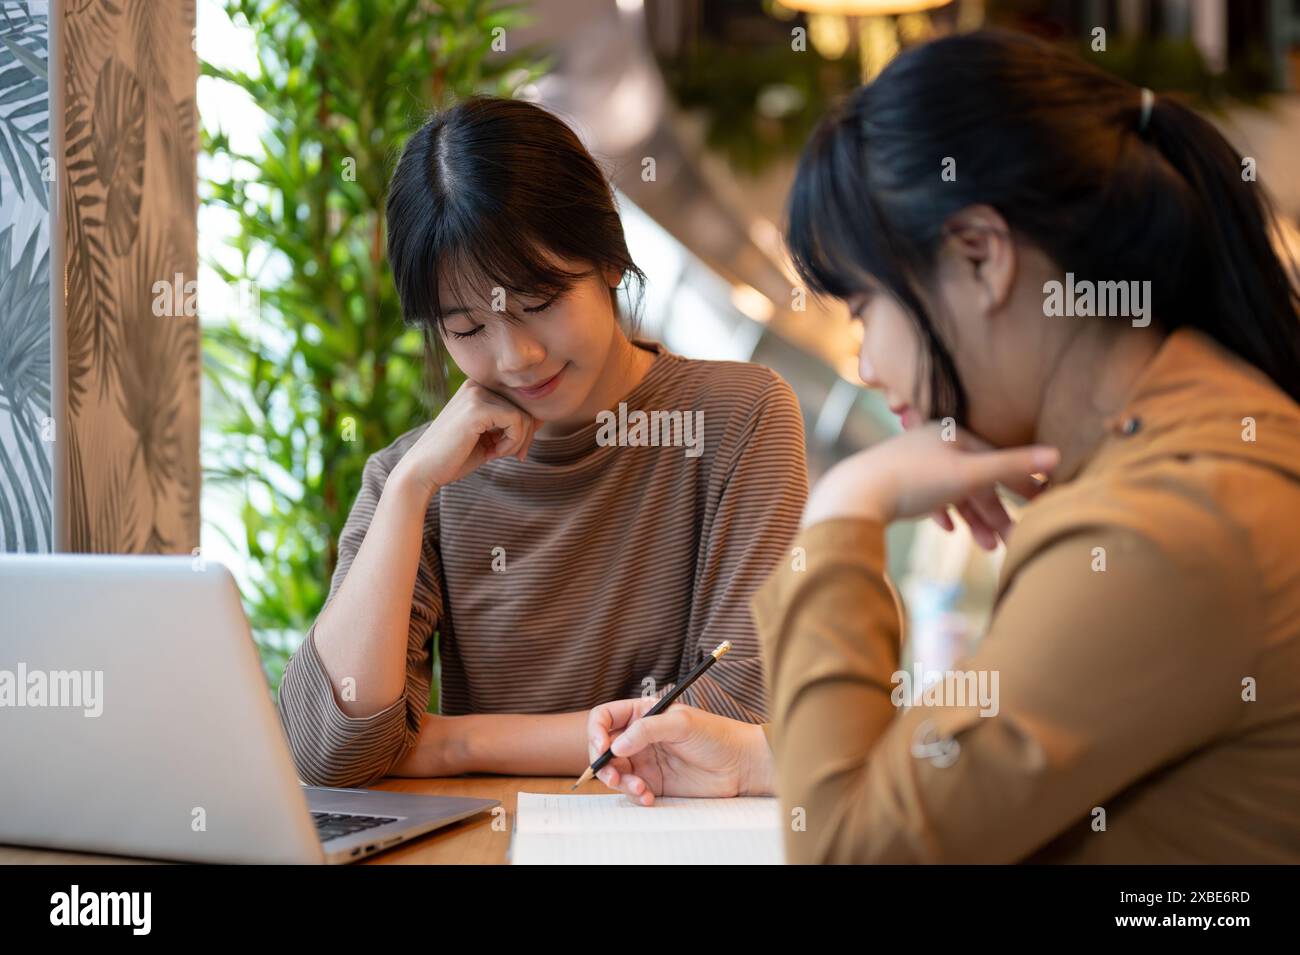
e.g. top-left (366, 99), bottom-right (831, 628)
top-left (201, 0), bottom-right (547, 703)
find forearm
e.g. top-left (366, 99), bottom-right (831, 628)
top-left (460, 710), bottom-right (590, 775)
top-left (390, 709), bottom-right (590, 777)
top-left (313, 463), bottom-right (434, 716)
top-left (384, 712), bottom-right (590, 779)
top-left (753, 519), bottom-right (900, 862)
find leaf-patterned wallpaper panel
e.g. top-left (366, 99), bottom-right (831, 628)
top-left (0, 0), bottom-right (52, 553)
top-left (62, 0), bottom-right (199, 554)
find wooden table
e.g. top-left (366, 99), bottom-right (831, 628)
top-left (0, 775), bottom-right (610, 865)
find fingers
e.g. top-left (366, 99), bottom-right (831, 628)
top-left (599, 770), bottom-right (656, 805)
top-left (595, 757), bottom-right (656, 804)
top-left (959, 445), bottom-right (1059, 494)
top-left (495, 409), bottom-right (533, 460)
top-left (598, 765), bottom-right (656, 805)
top-left (586, 699), bottom-right (641, 760)
top-left (929, 508), bottom-right (955, 532)
top-left (516, 415), bottom-right (537, 461)
top-left (486, 430), bottom-right (517, 461)
top-left (954, 499), bottom-right (999, 551)
top-left (946, 448), bottom-right (1058, 526)
top-left (468, 386), bottom-right (540, 461)
top-left (999, 469), bottom-right (1051, 502)
top-left (948, 426), bottom-right (1057, 496)
top-left (595, 756), bottom-right (634, 789)
top-left (609, 706), bottom-right (689, 759)
top-left (947, 431), bottom-right (1054, 544)
top-left (628, 695), bottom-right (662, 718)
top-left (967, 487), bottom-right (1013, 541)
top-left (484, 413), bottom-right (541, 463)
top-left (503, 411), bottom-right (538, 462)
top-left (619, 774), bottom-right (657, 806)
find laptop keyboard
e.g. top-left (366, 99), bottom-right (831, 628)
top-left (311, 811), bottom-right (400, 842)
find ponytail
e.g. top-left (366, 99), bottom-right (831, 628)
top-left (1142, 94), bottom-right (1300, 403)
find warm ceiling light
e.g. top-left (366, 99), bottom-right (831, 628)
top-left (782, 0), bottom-right (951, 13)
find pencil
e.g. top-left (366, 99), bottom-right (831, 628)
top-left (570, 640), bottom-right (732, 790)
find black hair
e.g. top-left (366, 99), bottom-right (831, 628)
top-left (786, 29), bottom-right (1300, 422)
top-left (385, 96), bottom-right (646, 401)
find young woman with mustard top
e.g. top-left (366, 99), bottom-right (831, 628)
top-left (584, 31), bottom-right (1300, 864)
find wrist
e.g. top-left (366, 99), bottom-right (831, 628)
top-left (431, 713), bottom-right (471, 776)
top-left (391, 713), bottom-right (461, 777)
top-left (802, 455), bottom-right (894, 528)
top-left (450, 712), bottom-right (587, 776)
top-left (802, 490), bottom-right (891, 528)
top-left (388, 460), bottom-right (439, 506)
top-left (739, 722), bottom-right (776, 796)
top-left (457, 713), bottom-right (502, 774)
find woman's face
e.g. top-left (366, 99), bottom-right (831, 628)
top-left (437, 255), bottom-right (621, 421)
top-left (845, 282), bottom-right (927, 431)
top-left (844, 209), bottom-right (1052, 449)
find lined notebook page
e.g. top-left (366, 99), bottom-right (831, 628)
top-left (511, 793), bottom-right (785, 864)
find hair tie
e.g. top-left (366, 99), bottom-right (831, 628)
top-left (1138, 87), bottom-right (1155, 134)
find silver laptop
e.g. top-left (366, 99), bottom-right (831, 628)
top-left (0, 553), bottom-right (498, 864)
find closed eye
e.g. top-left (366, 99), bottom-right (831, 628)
top-left (523, 292), bottom-right (561, 314)
top-left (444, 289), bottom-right (562, 336)
top-left (849, 292), bottom-right (875, 323)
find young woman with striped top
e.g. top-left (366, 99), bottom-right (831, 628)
top-left (276, 97), bottom-right (808, 787)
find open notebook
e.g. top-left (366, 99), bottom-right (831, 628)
top-left (511, 792), bottom-right (785, 864)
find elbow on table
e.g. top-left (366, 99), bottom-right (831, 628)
top-left (285, 739), bottom-right (396, 790)
top-left (277, 700), bottom-right (405, 790)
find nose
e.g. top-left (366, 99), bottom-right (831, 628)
top-left (857, 344), bottom-right (882, 389)
top-left (497, 321), bottom-right (547, 376)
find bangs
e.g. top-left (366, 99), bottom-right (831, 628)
top-left (397, 210), bottom-right (593, 331)
top-left (785, 95), bottom-right (920, 304)
top-left (784, 93), bottom-right (967, 422)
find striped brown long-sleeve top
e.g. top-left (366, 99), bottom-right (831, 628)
top-left (277, 340), bottom-right (809, 787)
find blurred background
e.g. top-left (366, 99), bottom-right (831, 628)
top-left (4, 1), bottom-right (1299, 695)
top-left (191, 0), bottom-right (1300, 686)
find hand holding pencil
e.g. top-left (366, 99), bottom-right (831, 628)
top-left (573, 642), bottom-right (777, 806)
top-left (573, 640), bottom-right (732, 790)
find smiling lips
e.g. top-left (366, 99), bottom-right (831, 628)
top-left (511, 363), bottom-right (568, 399)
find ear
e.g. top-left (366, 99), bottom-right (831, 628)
top-left (941, 205), bottom-right (1016, 314)
top-left (603, 264), bottom-right (624, 289)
